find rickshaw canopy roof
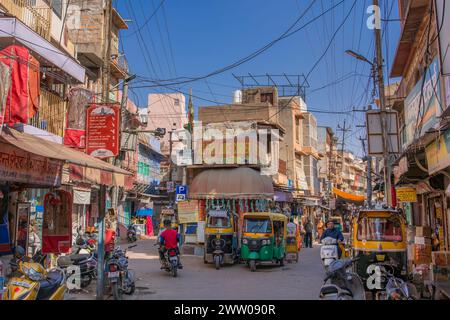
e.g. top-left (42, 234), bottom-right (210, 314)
top-left (243, 212), bottom-right (288, 223)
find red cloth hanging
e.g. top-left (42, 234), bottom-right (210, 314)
top-left (0, 45), bottom-right (40, 126)
top-left (146, 216), bottom-right (154, 236)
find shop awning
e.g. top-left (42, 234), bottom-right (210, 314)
top-left (189, 167), bottom-right (274, 200)
top-left (0, 127), bottom-right (131, 185)
top-left (333, 187), bottom-right (366, 204)
top-left (0, 17), bottom-right (85, 83)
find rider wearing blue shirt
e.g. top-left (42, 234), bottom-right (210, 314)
top-left (321, 220), bottom-right (345, 258)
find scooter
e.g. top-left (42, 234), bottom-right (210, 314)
top-left (106, 245), bottom-right (137, 300)
top-left (375, 265), bottom-right (418, 300)
top-left (320, 237), bottom-right (339, 270)
top-left (2, 261), bottom-right (66, 300)
top-left (127, 224), bottom-right (138, 243)
top-left (319, 258), bottom-right (366, 300)
top-left (57, 252), bottom-right (97, 289)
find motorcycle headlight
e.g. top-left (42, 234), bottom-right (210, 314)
top-left (242, 238), bottom-right (248, 245)
top-left (22, 265), bottom-right (45, 281)
top-left (261, 239), bottom-right (269, 246)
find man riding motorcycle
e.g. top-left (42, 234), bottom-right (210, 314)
top-left (158, 220), bottom-right (183, 269)
top-left (320, 220), bottom-right (344, 258)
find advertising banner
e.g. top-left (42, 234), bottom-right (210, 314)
top-left (404, 58), bottom-right (441, 148)
top-left (396, 187), bottom-right (418, 203)
top-left (86, 104), bottom-right (120, 158)
top-left (0, 142), bottom-right (62, 186)
top-left (177, 201), bottom-right (199, 224)
top-left (426, 129), bottom-right (450, 175)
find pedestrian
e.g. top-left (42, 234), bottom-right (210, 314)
top-left (317, 219), bottom-right (325, 241)
top-left (28, 223), bottom-right (41, 256)
top-left (303, 219), bottom-right (313, 248)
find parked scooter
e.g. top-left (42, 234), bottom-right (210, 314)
top-left (320, 237), bottom-right (339, 270)
top-left (375, 265), bottom-right (418, 300)
top-left (2, 261), bottom-right (66, 300)
top-left (9, 246), bottom-right (46, 277)
top-left (127, 224), bottom-right (138, 243)
top-left (106, 245), bottom-right (137, 300)
top-left (319, 258), bottom-right (366, 300)
top-left (57, 252), bottom-right (97, 289)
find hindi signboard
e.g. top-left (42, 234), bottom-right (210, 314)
top-left (396, 187), bottom-right (418, 203)
top-left (86, 104), bottom-right (120, 158)
top-left (0, 143), bottom-right (62, 186)
top-left (177, 201), bottom-right (199, 224)
top-left (425, 128), bottom-right (450, 175)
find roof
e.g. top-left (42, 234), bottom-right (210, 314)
top-left (242, 212), bottom-right (288, 222)
top-left (189, 167), bottom-right (274, 200)
top-left (0, 127), bottom-right (131, 175)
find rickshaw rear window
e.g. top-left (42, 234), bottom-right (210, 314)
top-left (244, 218), bottom-right (272, 233)
top-left (357, 217), bottom-right (402, 242)
top-left (207, 216), bottom-right (230, 228)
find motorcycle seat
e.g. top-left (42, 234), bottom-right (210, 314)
top-left (57, 254), bottom-right (90, 267)
top-left (37, 270), bottom-right (64, 300)
top-left (320, 285), bottom-right (352, 297)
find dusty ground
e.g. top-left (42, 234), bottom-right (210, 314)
top-left (67, 238), bottom-right (325, 300)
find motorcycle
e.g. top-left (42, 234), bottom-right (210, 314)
top-left (73, 228), bottom-right (97, 254)
top-left (320, 237), bottom-right (339, 270)
top-left (127, 224), bottom-right (138, 243)
top-left (9, 246), bottom-right (46, 277)
top-left (156, 243), bottom-right (181, 277)
top-left (2, 261), bottom-right (66, 300)
top-left (375, 265), bottom-right (418, 300)
top-left (106, 245), bottom-right (137, 300)
top-left (57, 252), bottom-right (97, 289)
top-left (319, 258), bottom-right (366, 300)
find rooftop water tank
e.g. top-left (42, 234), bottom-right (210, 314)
top-left (233, 90), bottom-right (242, 104)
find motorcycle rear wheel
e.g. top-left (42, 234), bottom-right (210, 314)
top-left (214, 255), bottom-right (221, 270)
top-left (111, 282), bottom-right (123, 300)
top-left (172, 267), bottom-right (178, 277)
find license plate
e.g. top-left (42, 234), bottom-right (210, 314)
top-left (108, 271), bottom-right (119, 278)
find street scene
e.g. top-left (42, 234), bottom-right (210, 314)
top-left (0, 0), bottom-right (450, 303)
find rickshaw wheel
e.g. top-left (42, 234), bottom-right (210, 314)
top-left (249, 260), bottom-right (256, 272)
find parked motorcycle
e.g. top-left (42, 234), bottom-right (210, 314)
top-left (375, 265), bottom-right (418, 300)
top-left (9, 246), bottom-right (46, 277)
top-left (156, 243), bottom-right (181, 277)
top-left (320, 237), bottom-right (339, 270)
top-left (319, 258), bottom-right (366, 300)
top-left (106, 245), bottom-right (137, 300)
top-left (73, 227), bottom-right (97, 254)
top-left (127, 224), bottom-right (138, 243)
top-left (2, 261), bottom-right (66, 300)
top-left (57, 252), bottom-right (97, 289)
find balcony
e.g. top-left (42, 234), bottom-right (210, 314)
top-left (29, 88), bottom-right (67, 137)
top-left (0, 0), bottom-right (51, 41)
top-left (110, 54), bottom-right (129, 79)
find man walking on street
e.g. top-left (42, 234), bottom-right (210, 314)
top-left (303, 219), bottom-right (313, 248)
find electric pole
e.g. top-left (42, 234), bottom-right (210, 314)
top-left (337, 120), bottom-right (351, 187)
top-left (373, 0), bottom-right (392, 207)
top-left (97, 0), bottom-right (113, 301)
top-left (360, 136), bottom-right (373, 206)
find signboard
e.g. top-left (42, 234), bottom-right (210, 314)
top-left (366, 110), bottom-right (400, 156)
top-left (167, 181), bottom-right (175, 193)
top-left (176, 185), bottom-right (187, 202)
top-left (425, 128), bottom-right (450, 175)
top-left (86, 104), bottom-right (120, 158)
top-left (0, 142), bottom-right (62, 186)
top-left (436, 0), bottom-right (450, 75)
top-left (404, 58), bottom-right (441, 148)
top-left (177, 201), bottom-right (199, 224)
top-left (396, 187), bottom-right (418, 203)
top-left (161, 207), bottom-right (175, 215)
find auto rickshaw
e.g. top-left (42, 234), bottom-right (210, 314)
top-left (351, 209), bottom-right (408, 289)
top-left (240, 212), bottom-right (287, 272)
top-left (204, 209), bottom-right (237, 269)
top-left (159, 209), bottom-right (179, 231)
top-left (285, 221), bottom-right (301, 263)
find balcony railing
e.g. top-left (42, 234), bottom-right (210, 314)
top-left (0, 0), bottom-right (51, 41)
top-left (29, 88), bottom-right (67, 137)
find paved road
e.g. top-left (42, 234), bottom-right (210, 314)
top-left (68, 238), bottom-right (325, 300)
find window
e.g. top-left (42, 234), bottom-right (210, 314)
top-left (357, 217), bottom-right (403, 242)
top-left (44, 0), bottom-right (63, 19)
top-left (244, 218), bottom-right (272, 233)
top-left (207, 216), bottom-right (231, 228)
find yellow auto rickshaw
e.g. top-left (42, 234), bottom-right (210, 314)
top-left (240, 212), bottom-right (287, 272)
top-left (204, 209), bottom-right (237, 269)
top-left (285, 221), bottom-right (301, 263)
top-left (160, 208), bottom-right (179, 230)
top-left (352, 209), bottom-right (408, 287)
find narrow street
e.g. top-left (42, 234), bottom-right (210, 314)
top-left (68, 239), bottom-right (325, 300)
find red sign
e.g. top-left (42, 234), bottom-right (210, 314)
top-left (86, 104), bottom-right (120, 158)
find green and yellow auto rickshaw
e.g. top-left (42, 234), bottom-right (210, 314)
top-left (352, 209), bottom-right (408, 289)
top-left (204, 209), bottom-right (237, 269)
top-left (241, 212), bottom-right (287, 272)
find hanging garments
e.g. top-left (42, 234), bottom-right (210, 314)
top-left (146, 216), bottom-right (154, 236)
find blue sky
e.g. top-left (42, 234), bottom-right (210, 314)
top-left (115, 0), bottom-right (401, 157)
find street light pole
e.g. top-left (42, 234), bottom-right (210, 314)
top-left (373, 0), bottom-right (392, 207)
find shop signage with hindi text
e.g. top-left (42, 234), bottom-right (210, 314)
top-left (396, 187), bottom-right (418, 203)
top-left (86, 104), bottom-right (120, 158)
top-left (426, 129), bottom-right (450, 175)
top-left (177, 201), bottom-right (199, 224)
top-left (0, 143), bottom-right (62, 186)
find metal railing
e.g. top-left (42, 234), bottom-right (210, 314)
top-left (29, 88), bottom-right (67, 137)
top-left (0, 0), bottom-right (51, 41)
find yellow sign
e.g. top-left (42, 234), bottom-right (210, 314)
top-left (396, 187), bottom-right (418, 202)
top-left (426, 129), bottom-right (450, 175)
top-left (177, 201), bottom-right (199, 224)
